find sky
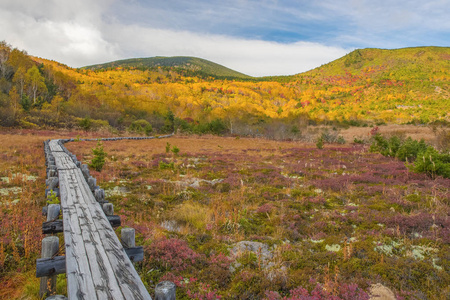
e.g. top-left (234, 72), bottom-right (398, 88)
top-left (0, 0), bottom-right (449, 76)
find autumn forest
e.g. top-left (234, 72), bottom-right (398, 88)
top-left (1, 42), bottom-right (449, 136)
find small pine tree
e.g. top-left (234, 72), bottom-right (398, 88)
top-left (90, 141), bottom-right (107, 172)
top-left (171, 145), bottom-right (180, 156)
top-left (316, 137), bottom-right (324, 149)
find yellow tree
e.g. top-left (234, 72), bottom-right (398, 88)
top-left (8, 86), bottom-right (20, 117)
top-left (26, 66), bottom-right (47, 104)
top-left (13, 66), bottom-right (26, 99)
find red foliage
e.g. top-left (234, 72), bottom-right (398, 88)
top-left (146, 238), bottom-right (203, 271)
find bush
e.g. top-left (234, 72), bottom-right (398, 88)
top-left (316, 137), bottom-right (324, 149)
top-left (371, 133), bottom-right (450, 178)
top-left (79, 117), bottom-right (92, 131)
top-left (433, 127), bottom-right (450, 152)
top-left (412, 146), bottom-right (450, 178)
top-left (146, 238), bottom-right (203, 272)
top-left (320, 130), bottom-right (339, 143)
top-left (129, 119), bottom-right (152, 135)
top-left (171, 145), bottom-right (180, 156)
top-left (89, 141), bottom-right (107, 172)
top-left (192, 119), bottom-right (228, 135)
top-left (369, 134), bottom-right (402, 157)
top-left (396, 137), bottom-right (428, 162)
top-left (353, 137), bottom-right (365, 144)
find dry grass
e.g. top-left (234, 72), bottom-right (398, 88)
top-left (340, 124), bottom-right (435, 143)
top-left (1, 128), bottom-right (448, 299)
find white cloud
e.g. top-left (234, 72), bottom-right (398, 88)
top-left (0, 0), bottom-right (348, 76)
top-left (1, 0), bottom-right (447, 77)
top-left (0, 0), bottom-right (120, 66)
top-left (104, 25), bottom-right (349, 76)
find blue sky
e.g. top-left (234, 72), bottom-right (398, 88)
top-left (0, 0), bottom-right (449, 76)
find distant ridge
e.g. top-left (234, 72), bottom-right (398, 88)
top-left (83, 56), bottom-right (251, 79)
top-left (303, 46), bottom-right (450, 78)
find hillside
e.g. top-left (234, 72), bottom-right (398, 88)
top-left (84, 56), bottom-right (251, 80)
top-left (306, 46), bottom-right (450, 78)
top-left (0, 41), bottom-right (449, 134)
top-left (286, 46), bottom-right (450, 124)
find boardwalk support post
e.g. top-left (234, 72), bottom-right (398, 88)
top-left (103, 203), bottom-right (114, 216)
top-left (81, 164), bottom-right (90, 179)
top-left (155, 281), bottom-right (176, 300)
top-left (94, 188), bottom-right (105, 202)
top-left (39, 236), bottom-right (59, 298)
top-left (46, 177), bottom-right (59, 190)
top-left (47, 204), bottom-right (60, 222)
top-left (121, 228), bottom-right (135, 248)
top-left (88, 176), bottom-right (97, 191)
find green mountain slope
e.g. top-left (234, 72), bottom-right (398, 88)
top-left (83, 56), bottom-right (251, 79)
top-left (285, 46), bottom-right (450, 124)
top-left (305, 46), bottom-right (450, 79)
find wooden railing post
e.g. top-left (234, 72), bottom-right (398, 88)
top-left (155, 281), bottom-right (176, 300)
top-left (39, 236), bottom-right (59, 298)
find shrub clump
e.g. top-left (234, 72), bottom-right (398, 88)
top-left (129, 119), bottom-right (153, 135)
top-left (412, 146), bottom-right (450, 178)
top-left (146, 238), bottom-right (203, 272)
top-left (370, 134), bottom-right (450, 178)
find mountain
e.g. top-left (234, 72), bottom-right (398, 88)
top-left (83, 56), bottom-right (251, 79)
top-left (285, 46), bottom-right (450, 124)
top-left (304, 46), bottom-right (449, 79)
top-left (0, 41), bottom-right (449, 131)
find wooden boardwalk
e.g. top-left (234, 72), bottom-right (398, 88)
top-left (47, 139), bottom-right (152, 300)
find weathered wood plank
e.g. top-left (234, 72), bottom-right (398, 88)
top-left (53, 152), bottom-right (77, 170)
top-left (59, 170), bottom-right (97, 299)
top-left (42, 220), bottom-right (63, 234)
top-left (36, 256), bottom-right (66, 277)
top-left (43, 216), bottom-right (120, 234)
top-left (39, 236), bottom-right (60, 297)
top-left (74, 184), bottom-right (120, 300)
top-left (36, 248), bottom-right (143, 277)
top-left (72, 169), bottom-right (149, 299)
top-left (57, 168), bottom-right (151, 299)
top-left (124, 247), bottom-right (144, 263)
top-left (49, 140), bottom-right (64, 152)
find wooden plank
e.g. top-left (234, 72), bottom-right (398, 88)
top-left (71, 169), bottom-right (150, 299)
top-left (49, 140), bottom-right (64, 152)
top-left (36, 256), bottom-right (66, 277)
top-left (58, 169), bottom-right (151, 299)
top-left (73, 181), bottom-right (121, 300)
top-left (43, 220), bottom-right (63, 234)
top-left (53, 152), bottom-right (77, 170)
top-left (36, 250), bottom-right (142, 277)
top-left (73, 170), bottom-right (135, 298)
top-left (124, 247), bottom-right (144, 263)
top-left (43, 216), bottom-right (120, 234)
top-left (59, 170), bottom-right (98, 299)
